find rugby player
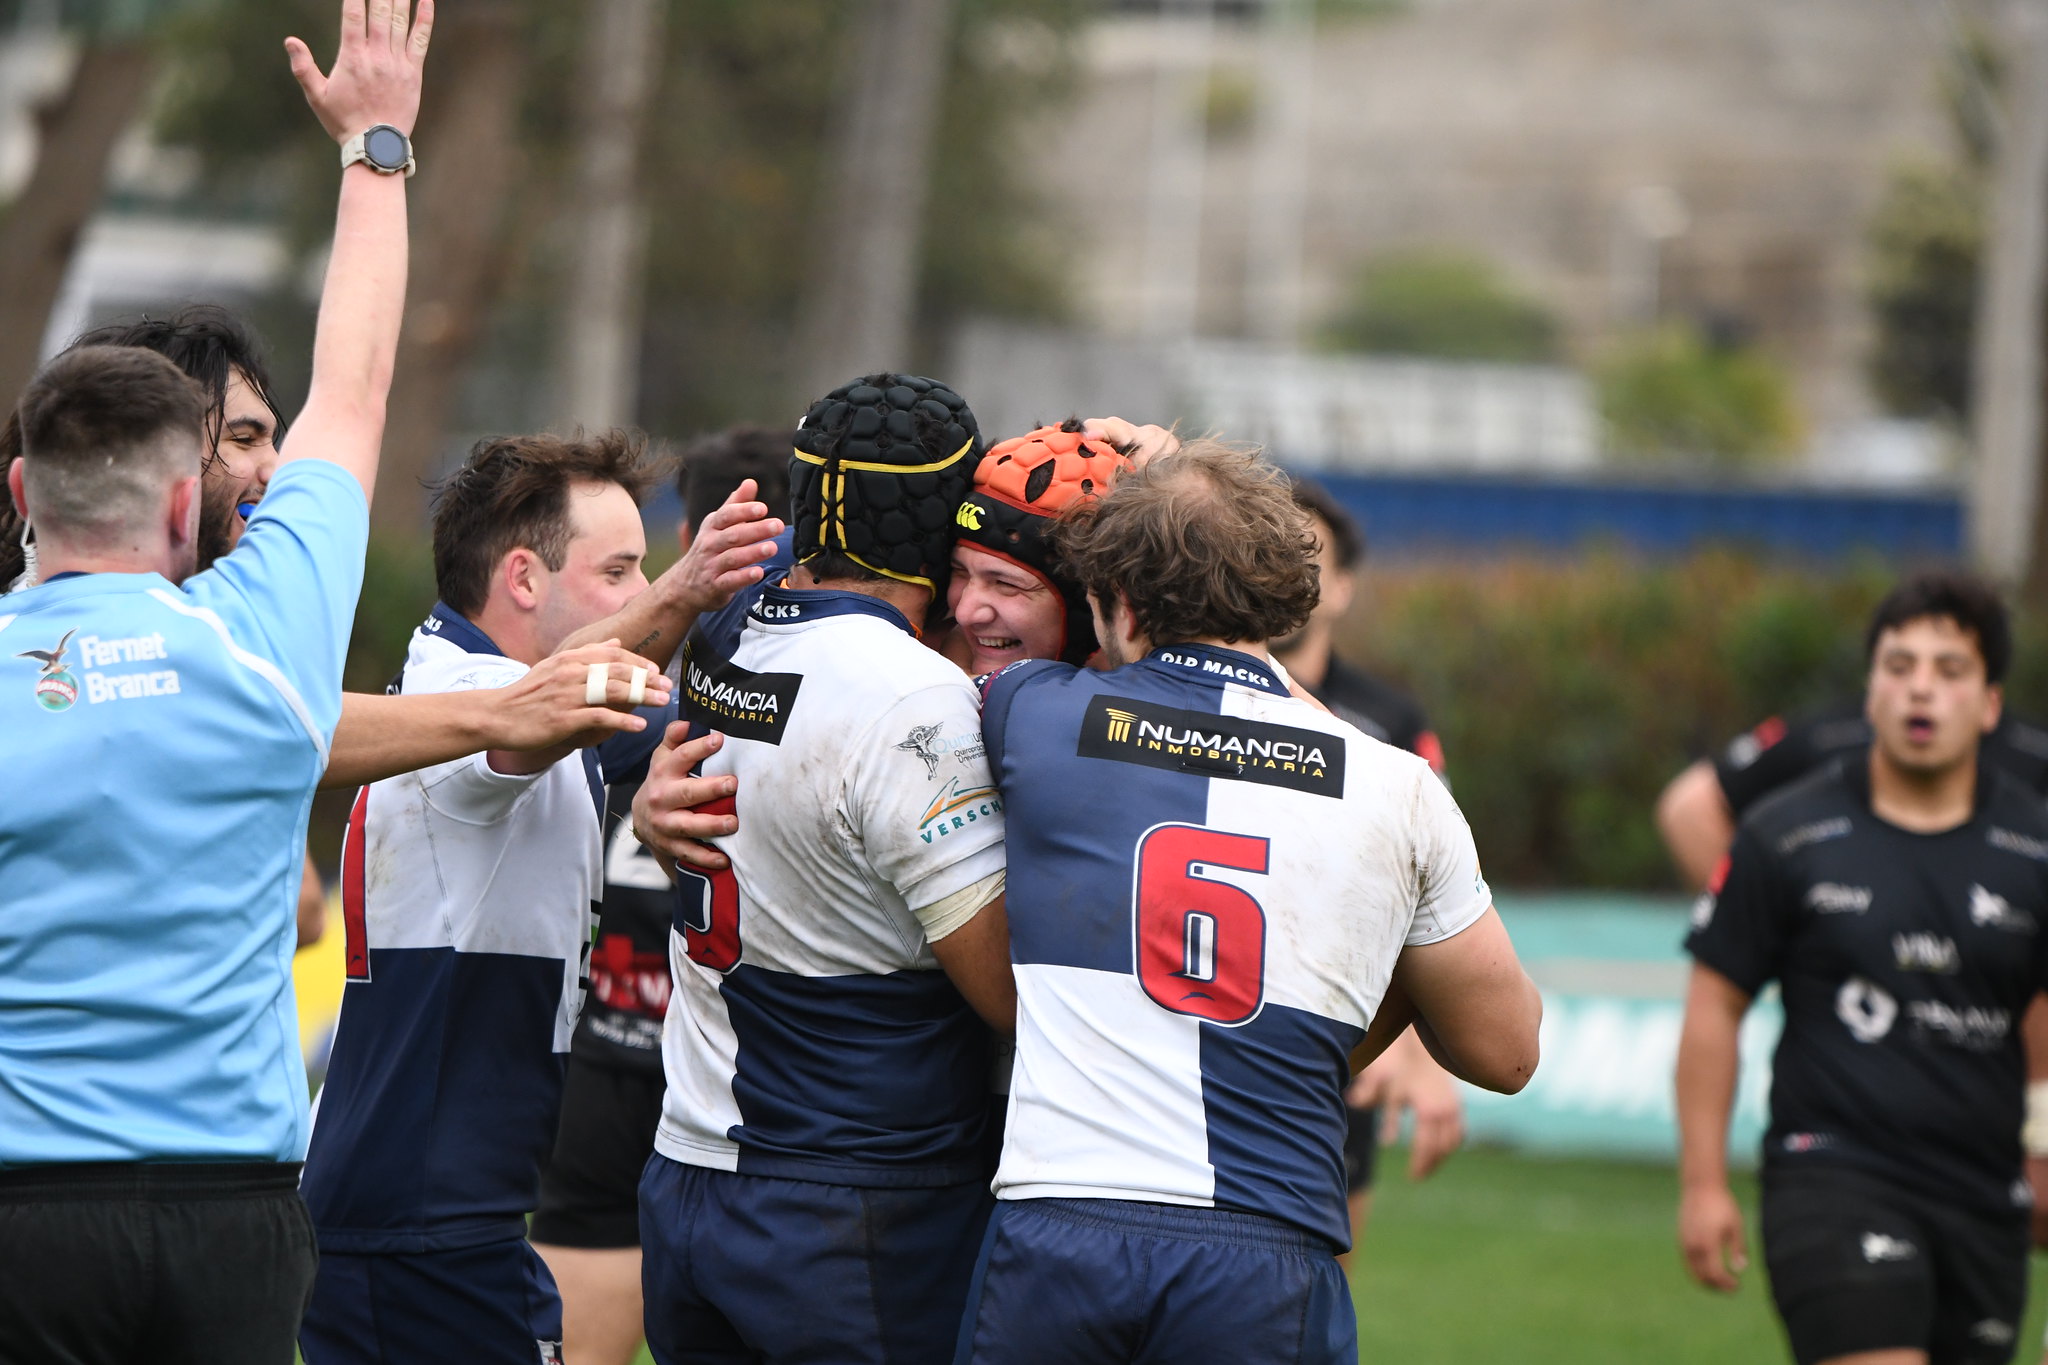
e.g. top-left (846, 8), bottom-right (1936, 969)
top-left (1273, 475), bottom-right (1464, 1260)
top-left (296, 431), bottom-right (777, 1365)
top-left (632, 374), bottom-right (1014, 1365)
top-left (530, 425), bottom-right (791, 1365)
top-left (1677, 573), bottom-right (2048, 1365)
top-left (0, 2), bottom-right (428, 1357)
top-left (958, 444), bottom-right (1542, 1365)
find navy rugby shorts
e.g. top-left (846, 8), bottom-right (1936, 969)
top-left (954, 1197), bottom-right (1354, 1365)
top-left (639, 1153), bottom-right (993, 1365)
top-left (298, 1237), bottom-right (564, 1365)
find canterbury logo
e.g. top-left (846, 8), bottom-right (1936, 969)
top-left (955, 501), bottom-right (984, 530)
top-left (1104, 707), bottom-right (1138, 743)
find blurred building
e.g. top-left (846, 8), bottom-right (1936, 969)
top-left (972, 0), bottom-right (1972, 482)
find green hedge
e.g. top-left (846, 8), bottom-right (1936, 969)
top-left (332, 547), bottom-right (2043, 890)
top-left (1343, 552), bottom-right (2048, 889)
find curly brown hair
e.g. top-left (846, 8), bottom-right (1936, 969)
top-left (432, 430), bottom-right (656, 615)
top-left (1048, 441), bottom-right (1321, 646)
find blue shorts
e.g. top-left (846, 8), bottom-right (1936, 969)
top-left (298, 1238), bottom-right (563, 1365)
top-left (639, 1153), bottom-right (993, 1365)
top-left (955, 1198), bottom-right (1355, 1365)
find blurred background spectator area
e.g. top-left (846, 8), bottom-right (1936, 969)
top-left (7, 0), bottom-right (2048, 886)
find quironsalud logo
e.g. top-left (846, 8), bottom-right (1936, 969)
top-left (17, 627), bottom-right (78, 712)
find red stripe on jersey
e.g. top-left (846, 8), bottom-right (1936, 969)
top-left (341, 786), bottom-right (370, 981)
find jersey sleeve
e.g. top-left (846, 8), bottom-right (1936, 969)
top-left (404, 655), bottom-right (548, 825)
top-left (1714, 715), bottom-right (1824, 817)
top-left (176, 458), bottom-right (369, 742)
top-left (1683, 825), bottom-right (1788, 995)
top-left (1405, 767), bottom-right (1493, 946)
top-left (845, 681), bottom-right (1007, 921)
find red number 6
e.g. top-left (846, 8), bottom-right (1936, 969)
top-left (1133, 823), bottom-right (1269, 1026)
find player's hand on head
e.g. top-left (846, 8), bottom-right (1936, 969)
top-left (1677, 1183), bottom-right (1748, 1293)
top-left (661, 478), bottom-right (785, 615)
top-left (633, 724), bottom-right (738, 872)
top-left (285, 0), bottom-right (433, 145)
top-left (1081, 417), bottom-right (1178, 467)
top-left (495, 642), bottom-right (672, 750)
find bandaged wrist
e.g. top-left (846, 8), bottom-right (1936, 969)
top-left (2026, 1080), bottom-right (2048, 1160)
top-left (914, 869), bottom-right (1005, 943)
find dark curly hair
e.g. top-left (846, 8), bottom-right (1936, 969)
top-left (1050, 441), bottom-right (1321, 647)
top-left (1864, 569), bottom-right (2011, 683)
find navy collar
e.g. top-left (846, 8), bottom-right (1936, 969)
top-left (1146, 643), bottom-right (1290, 697)
top-left (422, 601), bottom-right (509, 659)
top-left (748, 584), bottom-right (917, 638)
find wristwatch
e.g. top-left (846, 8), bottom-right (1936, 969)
top-left (340, 124), bottom-right (416, 178)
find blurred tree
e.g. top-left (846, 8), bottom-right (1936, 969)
top-left (1596, 322), bottom-right (1803, 466)
top-left (1864, 29), bottom-right (1997, 426)
top-left (1866, 160), bottom-right (1982, 423)
top-left (1320, 247), bottom-right (1559, 363)
top-left (0, 2), bottom-right (167, 405)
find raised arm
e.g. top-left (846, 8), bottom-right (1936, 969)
top-left (276, 0), bottom-right (433, 503)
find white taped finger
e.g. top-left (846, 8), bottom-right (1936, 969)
top-left (585, 662), bottom-right (608, 706)
top-left (627, 666), bottom-right (648, 707)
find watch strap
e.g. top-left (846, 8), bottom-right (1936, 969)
top-left (339, 128), bottom-right (416, 179)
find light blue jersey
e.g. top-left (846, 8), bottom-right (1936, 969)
top-left (0, 457), bottom-right (367, 1166)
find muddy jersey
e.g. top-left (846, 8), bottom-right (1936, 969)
top-left (981, 644), bottom-right (1491, 1248)
top-left (1687, 759), bottom-right (2048, 1212)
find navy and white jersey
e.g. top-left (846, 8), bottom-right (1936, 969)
top-left (301, 605), bottom-right (665, 1253)
top-left (654, 577), bottom-right (1007, 1187)
top-left (982, 645), bottom-right (1491, 1248)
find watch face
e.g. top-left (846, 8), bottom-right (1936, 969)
top-left (364, 126), bottom-right (409, 171)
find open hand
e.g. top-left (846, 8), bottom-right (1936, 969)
top-left (286, 0), bottom-right (433, 145)
top-left (663, 478), bottom-right (785, 617)
top-left (1081, 417), bottom-right (1179, 467)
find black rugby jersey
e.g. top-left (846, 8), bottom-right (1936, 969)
top-left (1715, 704), bottom-right (2048, 818)
top-left (1307, 654), bottom-right (1445, 775)
top-left (569, 780), bottom-right (672, 1075)
top-left (1686, 758), bottom-right (2048, 1212)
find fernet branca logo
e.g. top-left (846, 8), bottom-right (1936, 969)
top-left (17, 627), bottom-right (77, 712)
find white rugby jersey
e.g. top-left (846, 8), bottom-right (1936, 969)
top-left (301, 604), bottom-right (664, 1252)
top-left (655, 576), bottom-right (1007, 1187)
top-left (980, 645), bottom-right (1491, 1248)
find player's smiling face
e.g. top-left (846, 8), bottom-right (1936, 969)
top-left (196, 368), bottom-right (281, 569)
top-left (1866, 615), bottom-right (2001, 777)
top-left (947, 543), bottom-right (1064, 672)
top-left (532, 479), bottom-right (649, 656)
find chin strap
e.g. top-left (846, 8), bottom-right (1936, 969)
top-left (8, 515), bottom-right (36, 593)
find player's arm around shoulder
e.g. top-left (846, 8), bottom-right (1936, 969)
top-left (1377, 763), bottom-right (1541, 1095)
top-left (397, 658), bottom-right (557, 824)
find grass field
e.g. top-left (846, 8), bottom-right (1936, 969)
top-left (614, 1147), bottom-right (2048, 1364)
top-left (1353, 1147), bottom-right (2048, 1364)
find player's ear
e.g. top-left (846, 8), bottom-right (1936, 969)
top-left (168, 474), bottom-right (201, 547)
top-left (502, 547), bottom-right (545, 611)
top-left (6, 458), bottom-right (26, 518)
top-left (1984, 681), bottom-right (2004, 735)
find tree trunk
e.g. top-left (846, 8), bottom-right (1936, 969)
top-left (373, 1), bottom-right (527, 532)
top-left (553, 0), bottom-right (667, 433)
top-left (793, 0), bottom-right (956, 403)
top-left (0, 39), bottom-right (155, 405)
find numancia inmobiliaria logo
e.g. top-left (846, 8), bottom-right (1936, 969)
top-left (17, 627), bottom-right (78, 711)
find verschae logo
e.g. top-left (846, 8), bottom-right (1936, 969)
top-left (680, 632), bottom-right (802, 745)
top-left (1077, 694), bottom-right (1346, 797)
top-left (17, 627), bottom-right (78, 711)
top-left (918, 774), bottom-right (1002, 844)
